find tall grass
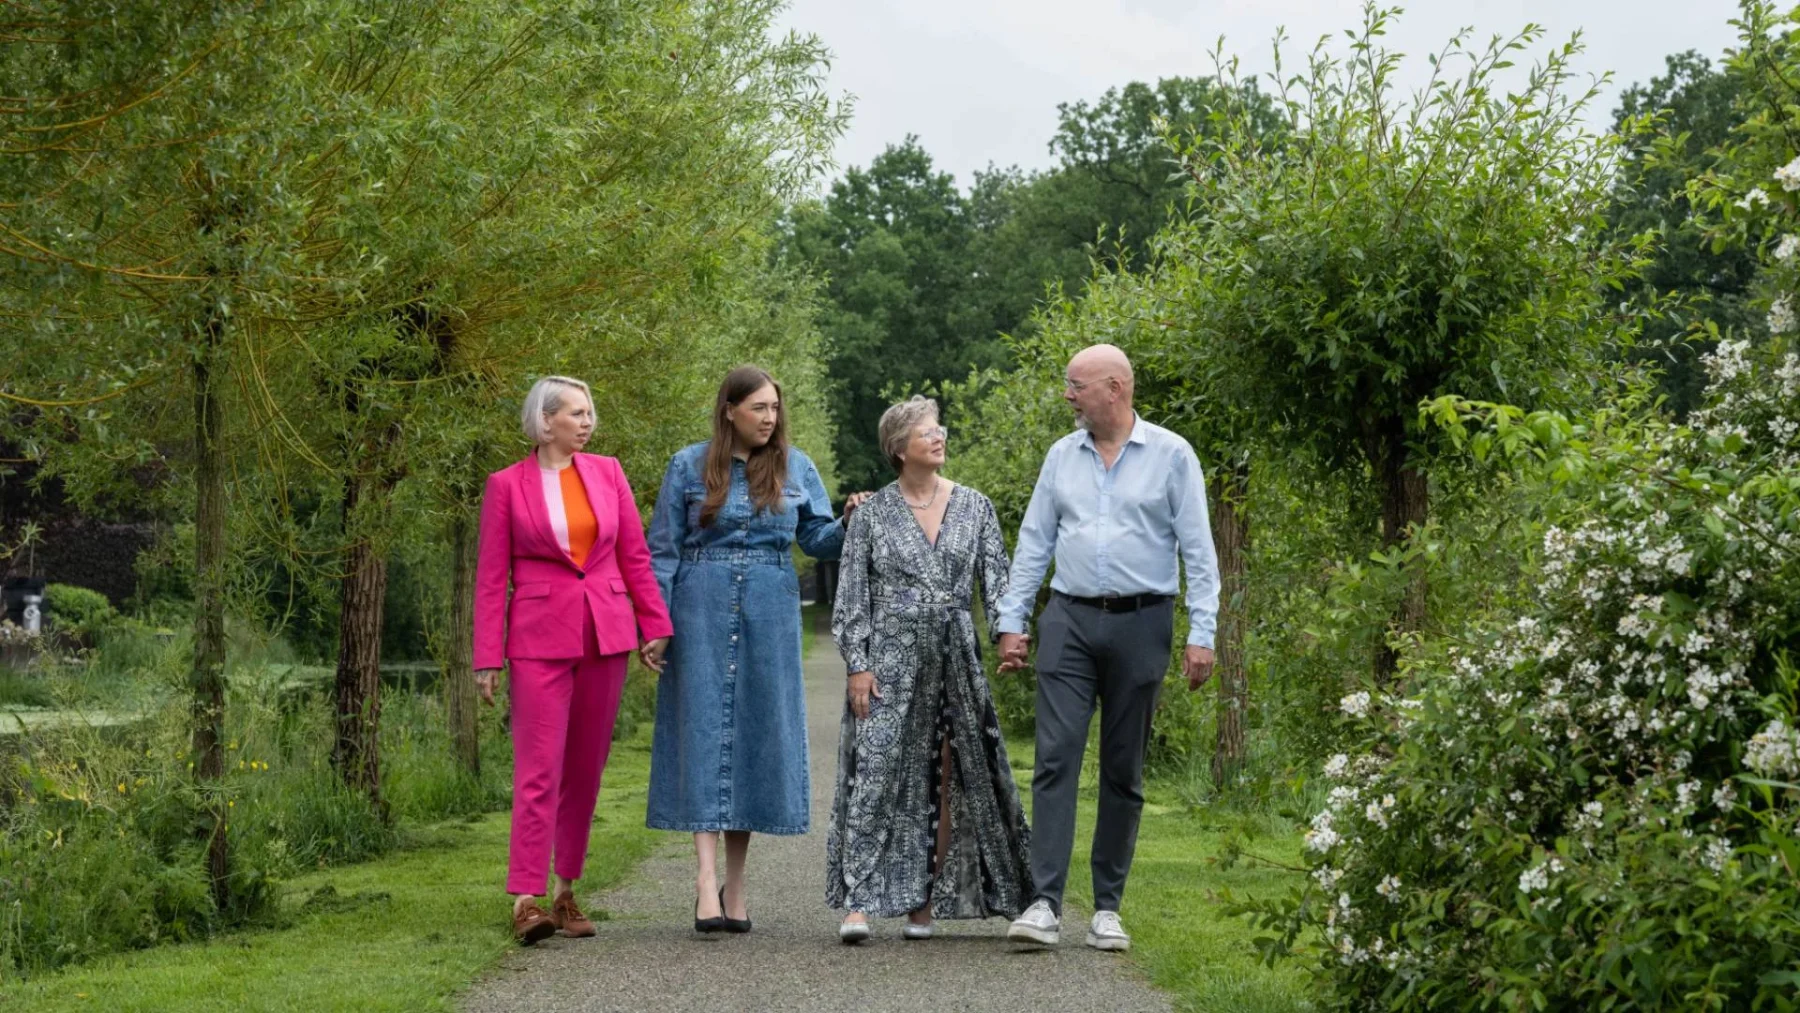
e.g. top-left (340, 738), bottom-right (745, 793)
top-left (0, 633), bottom-right (513, 981)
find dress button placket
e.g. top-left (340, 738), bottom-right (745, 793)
top-left (718, 486), bottom-right (747, 823)
top-left (721, 552), bottom-right (743, 821)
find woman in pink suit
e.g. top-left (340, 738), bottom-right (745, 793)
top-left (473, 375), bottom-right (673, 944)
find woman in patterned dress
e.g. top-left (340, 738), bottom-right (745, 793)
top-left (828, 395), bottom-right (1032, 943)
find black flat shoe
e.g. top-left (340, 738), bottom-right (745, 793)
top-left (694, 895), bottom-right (727, 934)
top-left (719, 886), bottom-right (751, 934)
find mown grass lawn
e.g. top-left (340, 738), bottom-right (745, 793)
top-left (1008, 737), bottom-right (1318, 1013)
top-left (2, 738), bottom-right (658, 1013)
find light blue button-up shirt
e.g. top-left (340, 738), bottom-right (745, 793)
top-left (995, 415), bottom-right (1221, 648)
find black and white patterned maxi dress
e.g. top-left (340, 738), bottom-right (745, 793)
top-left (826, 483), bottom-right (1032, 919)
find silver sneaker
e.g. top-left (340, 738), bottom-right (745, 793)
top-left (1007, 899), bottom-right (1060, 946)
top-left (1086, 910), bottom-right (1130, 952)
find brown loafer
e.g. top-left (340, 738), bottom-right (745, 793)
top-left (513, 899), bottom-right (556, 945)
top-left (552, 891), bottom-right (596, 938)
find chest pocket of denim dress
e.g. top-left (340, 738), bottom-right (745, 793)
top-left (674, 480), bottom-right (710, 591)
top-left (681, 480), bottom-right (708, 532)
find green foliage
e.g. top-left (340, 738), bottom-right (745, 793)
top-left (1689, 3), bottom-right (1800, 351)
top-left (1609, 51), bottom-right (1756, 416)
top-left (1168, 8), bottom-right (1639, 483)
top-left (1045, 76), bottom-right (1282, 266)
top-left (1238, 340), bottom-right (1800, 1008)
top-left (968, 76), bottom-right (1284, 326)
top-left (0, 666), bottom-right (513, 978)
top-left (790, 77), bottom-right (1280, 495)
top-left (784, 138), bottom-right (1007, 491)
top-left (1, 756), bottom-right (658, 1012)
top-left (42, 584), bottom-right (118, 644)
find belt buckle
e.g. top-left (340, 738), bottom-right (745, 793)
top-left (1099, 594), bottom-right (1122, 613)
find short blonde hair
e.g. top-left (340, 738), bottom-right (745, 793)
top-left (521, 376), bottom-right (592, 444)
top-left (878, 395), bottom-right (939, 472)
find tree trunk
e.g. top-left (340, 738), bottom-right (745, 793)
top-left (443, 514), bottom-right (480, 775)
top-left (333, 475), bottom-right (389, 812)
top-left (191, 318), bottom-right (230, 909)
top-left (1374, 426), bottom-right (1429, 680)
top-left (1210, 461), bottom-right (1251, 790)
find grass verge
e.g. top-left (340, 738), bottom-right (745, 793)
top-left (1008, 737), bottom-right (1317, 1013)
top-left (2, 736), bottom-right (657, 1012)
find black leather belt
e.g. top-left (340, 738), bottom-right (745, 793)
top-left (1054, 590), bottom-right (1173, 613)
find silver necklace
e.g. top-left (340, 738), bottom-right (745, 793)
top-left (902, 478), bottom-right (941, 511)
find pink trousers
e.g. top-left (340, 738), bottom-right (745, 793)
top-left (506, 620), bottom-right (629, 895)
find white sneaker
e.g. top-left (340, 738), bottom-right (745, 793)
top-left (1007, 899), bottom-right (1060, 946)
top-left (1086, 910), bottom-right (1129, 952)
top-left (901, 921), bottom-right (934, 940)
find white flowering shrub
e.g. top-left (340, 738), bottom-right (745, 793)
top-left (1239, 342), bottom-right (1800, 1008)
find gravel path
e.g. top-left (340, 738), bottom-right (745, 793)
top-left (461, 626), bottom-right (1172, 1013)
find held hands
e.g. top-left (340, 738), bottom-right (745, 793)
top-left (1184, 645), bottom-right (1216, 691)
top-left (997, 632), bottom-right (1030, 672)
top-left (639, 637), bottom-right (670, 673)
top-left (474, 668), bottom-right (502, 706)
top-left (847, 671), bottom-right (881, 719)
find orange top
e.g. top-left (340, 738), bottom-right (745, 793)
top-left (559, 466), bottom-right (597, 568)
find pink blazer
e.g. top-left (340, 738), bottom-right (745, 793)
top-left (473, 451), bottom-right (673, 670)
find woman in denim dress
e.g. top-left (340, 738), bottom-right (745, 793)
top-left (646, 365), bottom-right (860, 933)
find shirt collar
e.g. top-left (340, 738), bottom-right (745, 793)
top-left (1079, 413), bottom-right (1148, 451)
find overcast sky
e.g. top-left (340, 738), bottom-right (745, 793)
top-left (775, 1), bottom-right (1742, 188)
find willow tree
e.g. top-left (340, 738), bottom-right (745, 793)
top-left (0, 1), bottom-right (407, 906)
top-left (231, 0), bottom-right (844, 795)
top-left (1169, 7), bottom-right (1645, 677)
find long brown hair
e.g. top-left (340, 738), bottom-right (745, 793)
top-left (701, 365), bottom-right (789, 527)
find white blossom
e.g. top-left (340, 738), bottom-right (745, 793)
top-left (1675, 779), bottom-right (1702, 813)
top-left (1776, 234), bottom-right (1800, 262)
top-left (1517, 856), bottom-right (1564, 895)
top-left (1518, 864), bottom-right (1549, 894)
top-left (1376, 875), bottom-right (1403, 902)
top-left (1340, 691), bottom-right (1372, 718)
top-left (1769, 296), bottom-right (1797, 336)
top-left (1712, 782), bottom-right (1737, 812)
top-left (1745, 719), bottom-right (1800, 778)
top-left (1703, 836), bottom-right (1733, 873)
top-left (1738, 186), bottom-right (1770, 209)
top-left (1305, 810), bottom-right (1342, 853)
top-left (1776, 155), bottom-right (1800, 192)
top-left (1364, 794), bottom-right (1396, 830)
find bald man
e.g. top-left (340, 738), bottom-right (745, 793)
top-left (996, 344), bottom-right (1220, 952)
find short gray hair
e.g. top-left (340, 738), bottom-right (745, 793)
top-left (878, 395), bottom-right (939, 472)
top-left (521, 376), bottom-right (592, 444)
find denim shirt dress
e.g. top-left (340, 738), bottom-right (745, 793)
top-left (645, 442), bottom-right (844, 834)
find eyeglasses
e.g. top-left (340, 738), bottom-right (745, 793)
top-left (912, 426), bottom-right (948, 443)
top-left (1064, 375), bottom-right (1114, 394)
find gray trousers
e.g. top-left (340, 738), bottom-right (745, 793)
top-left (1029, 593), bottom-right (1174, 915)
